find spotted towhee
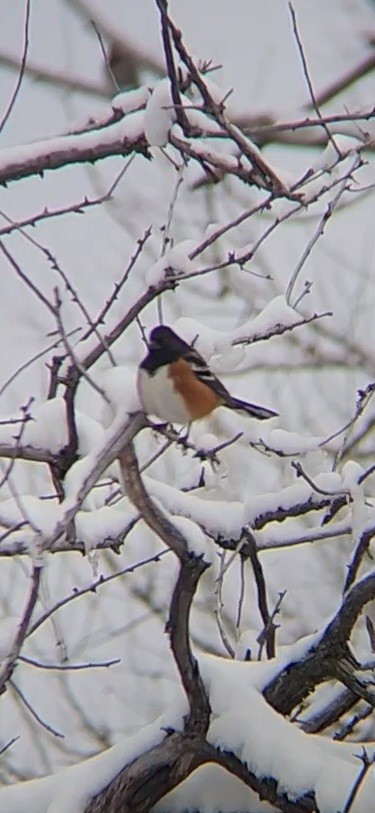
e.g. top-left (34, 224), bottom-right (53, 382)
top-left (138, 325), bottom-right (278, 424)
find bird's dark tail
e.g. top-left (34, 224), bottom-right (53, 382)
top-left (229, 396), bottom-right (278, 420)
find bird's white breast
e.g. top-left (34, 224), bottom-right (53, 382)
top-left (137, 366), bottom-right (190, 424)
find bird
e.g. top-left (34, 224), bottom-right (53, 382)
top-left (137, 325), bottom-right (278, 424)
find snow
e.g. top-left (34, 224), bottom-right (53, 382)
top-left (161, 297), bottom-right (310, 361)
top-left (0, 398), bottom-right (67, 455)
top-left (144, 78), bottom-right (222, 148)
top-left (144, 475), bottom-right (244, 539)
top-left (310, 134), bottom-right (364, 173)
top-left (233, 296), bottom-right (300, 339)
top-left (0, 398), bottom-right (106, 459)
top-left (4, 641), bottom-right (375, 813)
top-left (255, 518), bottom-right (350, 551)
top-left (194, 432), bottom-right (220, 452)
top-left (0, 702), bottom-right (186, 813)
top-left (144, 78), bottom-right (177, 147)
top-left (245, 474), bottom-right (342, 527)
top-left (100, 366), bottom-right (141, 427)
top-left (0, 495), bottom-right (60, 538)
top-left (267, 428), bottom-right (324, 454)
top-left (75, 503), bottom-right (138, 554)
top-left (168, 513), bottom-right (215, 562)
top-left (0, 111), bottom-right (145, 178)
top-left (145, 240), bottom-right (199, 286)
top-left (199, 654), bottom-right (373, 812)
top-left (1, 1), bottom-right (375, 809)
top-left (111, 86), bottom-right (150, 115)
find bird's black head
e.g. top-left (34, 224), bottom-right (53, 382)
top-left (141, 325), bottom-right (189, 370)
top-left (148, 325), bottom-right (177, 349)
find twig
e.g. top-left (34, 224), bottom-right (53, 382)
top-left (334, 704), bottom-right (373, 741)
top-left (27, 548), bottom-right (168, 639)
top-left (53, 287), bottom-right (110, 402)
top-left (0, 736), bottom-right (20, 757)
top-left (0, 240), bottom-right (55, 317)
top-left (0, 328), bottom-right (80, 400)
top-left (288, 3), bottom-right (340, 158)
top-left (91, 20), bottom-right (119, 92)
top-left (9, 679), bottom-right (64, 739)
top-left (291, 460), bottom-right (349, 498)
top-left (0, 49), bottom-right (109, 98)
top-left (236, 556), bottom-right (246, 634)
top-left (344, 528), bottom-right (375, 593)
top-left (158, 160), bottom-right (187, 322)
top-left (0, 397), bottom-right (34, 489)
top-left (257, 592), bottom-right (286, 661)
top-left (314, 54), bottom-right (375, 109)
top-left (0, 0), bottom-right (31, 133)
top-left (82, 226), bottom-right (152, 342)
top-left (285, 152), bottom-right (363, 305)
top-left (155, 0), bottom-right (192, 134)
top-left (18, 654), bottom-right (120, 670)
top-left (0, 564), bottom-right (42, 694)
top-left (0, 161), bottom-right (131, 240)
top-left (341, 749), bottom-right (374, 813)
top-left (214, 552), bottom-right (235, 658)
top-left (243, 532), bottom-right (278, 660)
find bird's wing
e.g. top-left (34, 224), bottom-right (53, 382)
top-left (182, 346), bottom-right (231, 402)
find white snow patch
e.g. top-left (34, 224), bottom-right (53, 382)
top-left (169, 514), bottom-right (215, 562)
top-left (0, 113), bottom-right (145, 175)
top-left (0, 702), bottom-right (186, 813)
top-left (310, 134), bottom-right (363, 173)
top-left (145, 240), bottom-right (198, 286)
top-left (199, 654), bottom-right (366, 810)
top-left (75, 503), bottom-right (138, 554)
top-left (100, 366), bottom-right (141, 427)
top-left (267, 428), bottom-right (324, 454)
top-left (144, 476), bottom-right (244, 539)
top-left (144, 78), bottom-right (177, 147)
top-left (233, 296), bottom-right (298, 339)
top-left (111, 86), bottom-right (150, 115)
top-left (0, 398), bottom-right (67, 455)
top-left (0, 496), bottom-right (60, 537)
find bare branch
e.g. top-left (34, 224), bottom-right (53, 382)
top-left (264, 572), bottom-right (375, 714)
top-left (118, 441), bottom-right (211, 733)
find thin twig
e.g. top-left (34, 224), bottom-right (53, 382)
top-left (288, 3), bottom-right (340, 158)
top-left (82, 225), bottom-right (152, 342)
top-left (9, 679), bottom-right (64, 739)
top-left (0, 240), bottom-right (55, 317)
top-left (27, 549), bottom-right (169, 639)
top-left (341, 750), bottom-right (374, 813)
top-left (18, 654), bottom-right (121, 670)
top-left (285, 152), bottom-right (363, 305)
top-left (0, 564), bottom-right (42, 694)
top-left (91, 20), bottom-right (119, 92)
top-left (53, 287), bottom-right (110, 402)
top-left (0, 328), bottom-right (80, 400)
top-left (0, 0), bottom-right (31, 133)
top-left (0, 736), bottom-right (20, 757)
top-left (214, 553), bottom-right (235, 658)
